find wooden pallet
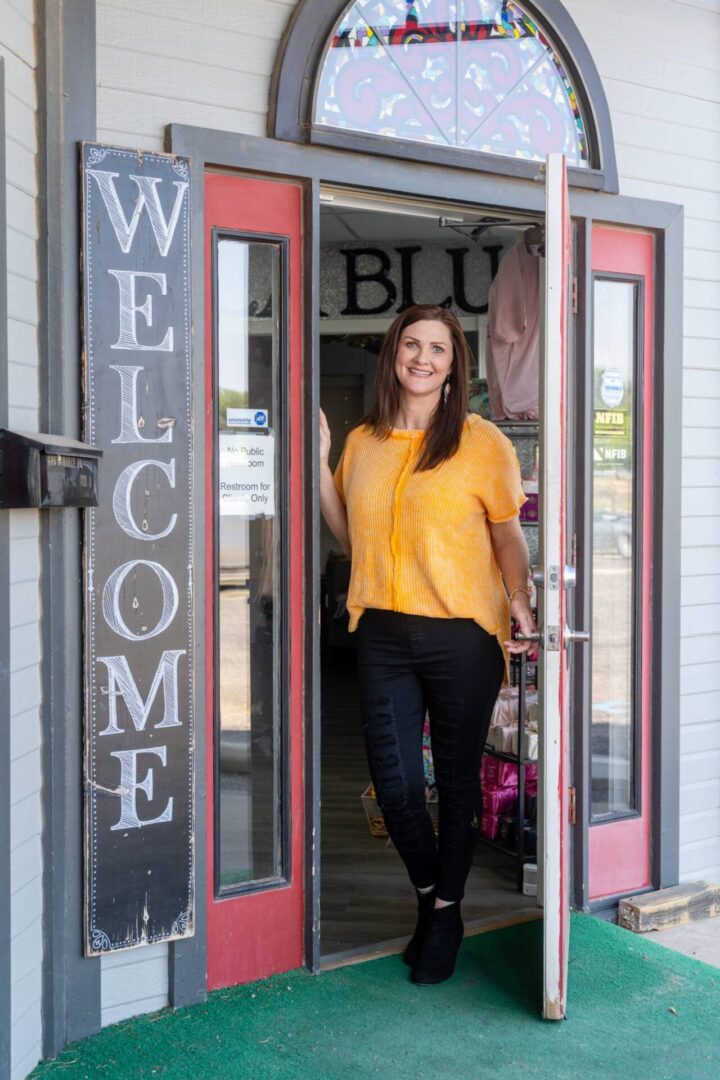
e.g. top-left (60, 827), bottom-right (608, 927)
top-left (618, 881), bottom-right (720, 933)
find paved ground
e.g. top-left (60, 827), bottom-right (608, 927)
top-left (649, 914), bottom-right (720, 969)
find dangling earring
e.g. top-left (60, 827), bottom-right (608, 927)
top-left (443, 378), bottom-right (451, 406)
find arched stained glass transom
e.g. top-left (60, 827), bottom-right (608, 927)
top-left (314, 0), bottom-right (590, 167)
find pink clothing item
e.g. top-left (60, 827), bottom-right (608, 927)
top-left (481, 756), bottom-right (518, 788)
top-left (483, 787), bottom-right (519, 816)
top-left (486, 239), bottom-right (540, 420)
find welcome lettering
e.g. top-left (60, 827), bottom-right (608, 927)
top-left (83, 145), bottom-right (194, 954)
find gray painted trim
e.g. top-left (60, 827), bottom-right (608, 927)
top-left (652, 209), bottom-right (683, 887)
top-left (269, 0), bottom-right (618, 193)
top-left (0, 55), bottom-right (12, 1080)
top-left (168, 128), bottom-right (677, 230)
top-left (589, 903), bottom-right (619, 923)
top-left (166, 129), bottom-right (208, 1008)
top-left (307, 128), bottom-right (606, 193)
top-left (268, 0), bottom-right (329, 141)
top-left (303, 179), bottom-right (321, 973)
top-left (168, 123), bottom-right (684, 933)
top-left (571, 218), bottom-right (592, 913)
top-left (530, 0), bottom-right (618, 190)
top-left (589, 884), bottom-right (656, 914)
top-left (37, 0), bottom-right (101, 1056)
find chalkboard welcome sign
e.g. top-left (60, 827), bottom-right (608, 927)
top-left (82, 144), bottom-right (194, 954)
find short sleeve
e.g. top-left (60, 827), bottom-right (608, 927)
top-left (481, 428), bottom-right (528, 524)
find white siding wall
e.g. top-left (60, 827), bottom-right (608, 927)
top-left (94, 0), bottom-right (720, 1011)
top-left (2, 1), bottom-right (43, 1078)
top-left (568, 0), bottom-right (720, 883)
top-left (101, 944), bottom-right (169, 1027)
top-left (96, 0), bottom-right (298, 151)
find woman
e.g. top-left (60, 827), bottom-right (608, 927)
top-left (319, 304), bottom-right (536, 985)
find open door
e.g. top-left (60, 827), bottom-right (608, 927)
top-left (538, 152), bottom-right (586, 1020)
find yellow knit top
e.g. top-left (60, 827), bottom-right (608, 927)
top-left (334, 414), bottom-right (527, 677)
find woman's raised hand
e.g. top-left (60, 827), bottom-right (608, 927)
top-left (319, 408), bottom-right (332, 466)
top-left (318, 409), bottom-right (351, 556)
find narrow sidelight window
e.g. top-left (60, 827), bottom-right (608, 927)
top-left (590, 276), bottom-right (642, 819)
top-left (213, 235), bottom-right (287, 891)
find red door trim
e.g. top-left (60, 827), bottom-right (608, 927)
top-left (588, 226), bottom-right (654, 900)
top-left (204, 173), bottom-right (304, 989)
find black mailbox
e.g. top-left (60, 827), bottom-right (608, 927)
top-left (0, 429), bottom-right (103, 509)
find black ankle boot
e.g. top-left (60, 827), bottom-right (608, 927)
top-left (412, 902), bottom-right (464, 985)
top-left (402, 889), bottom-right (435, 966)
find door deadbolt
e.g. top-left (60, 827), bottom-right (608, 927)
top-left (564, 626), bottom-right (590, 647)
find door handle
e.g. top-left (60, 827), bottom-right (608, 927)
top-left (531, 565), bottom-right (576, 589)
top-left (516, 627), bottom-right (589, 650)
top-left (515, 625), bottom-right (561, 650)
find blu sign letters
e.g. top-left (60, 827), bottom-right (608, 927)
top-left (82, 144), bottom-right (194, 954)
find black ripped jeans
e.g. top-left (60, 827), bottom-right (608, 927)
top-left (356, 609), bottom-right (505, 902)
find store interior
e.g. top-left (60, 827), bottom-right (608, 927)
top-left (318, 190), bottom-right (544, 960)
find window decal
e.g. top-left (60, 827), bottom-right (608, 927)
top-left (315, 0), bottom-right (590, 166)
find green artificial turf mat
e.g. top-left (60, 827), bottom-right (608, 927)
top-left (32, 913), bottom-right (720, 1080)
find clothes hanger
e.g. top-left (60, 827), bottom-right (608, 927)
top-left (438, 215), bottom-right (543, 242)
top-left (522, 223), bottom-right (545, 256)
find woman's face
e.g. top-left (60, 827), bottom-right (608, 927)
top-left (394, 319), bottom-right (453, 403)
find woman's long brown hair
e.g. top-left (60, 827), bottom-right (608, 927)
top-left (359, 304), bottom-right (471, 471)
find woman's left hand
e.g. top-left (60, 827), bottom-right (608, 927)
top-left (504, 592), bottom-right (538, 654)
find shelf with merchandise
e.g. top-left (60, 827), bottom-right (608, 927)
top-left (482, 746), bottom-right (537, 767)
top-left (478, 651), bottom-right (538, 891)
top-left (501, 426), bottom-right (540, 531)
top-left (493, 419), bottom-right (539, 434)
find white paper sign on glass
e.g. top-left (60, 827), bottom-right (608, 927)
top-left (219, 432), bottom-right (275, 517)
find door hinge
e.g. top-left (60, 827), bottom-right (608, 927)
top-left (569, 786), bottom-right (577, 826)
top-left (571, 276), bottom-right (578, 315)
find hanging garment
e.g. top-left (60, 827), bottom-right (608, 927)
top-left (486, 238), bottom-right (540, 420)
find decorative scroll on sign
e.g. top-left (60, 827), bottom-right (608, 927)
top-left (82, 143), bottom-right (194, 954)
